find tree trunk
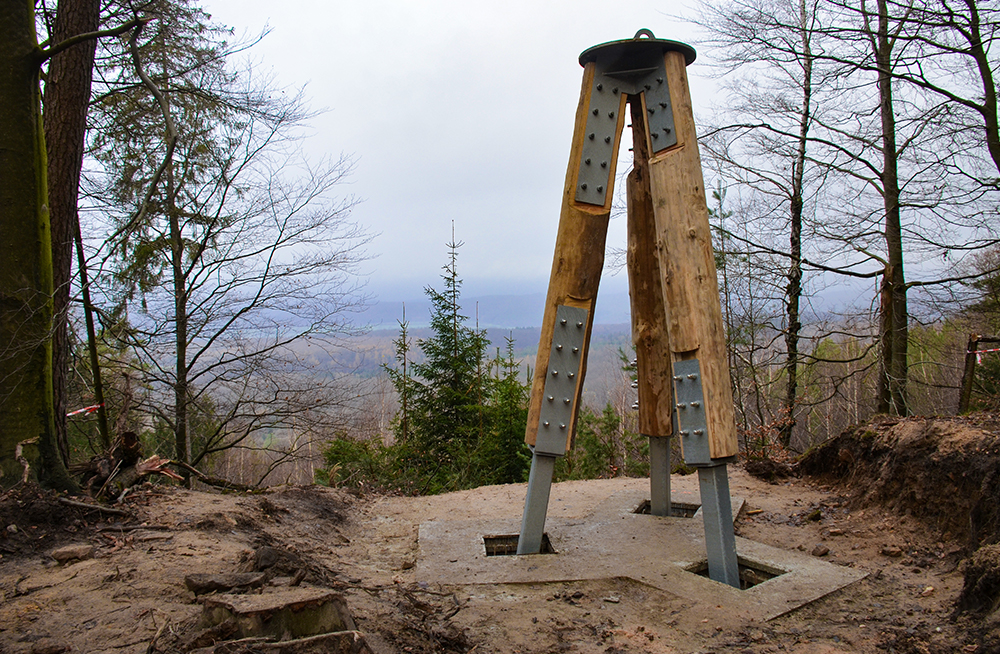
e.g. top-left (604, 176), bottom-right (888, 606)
top-left (780, 0), bottom-right (813, 449)
top-left (961, 0), bottom-right (1000, 178)
top-left (169, 171), bottom-right (190, 466)
top-left (873, 0), bottom-right (909, 416)
top-left (43, 0), bottom-right (105, 460)
top-left (0, 0), bottom-right (73, 489)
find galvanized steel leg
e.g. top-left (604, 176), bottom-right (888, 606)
top-left (698, 463), bottom-right (740, 588)
top-left (649, 436), bottom-right (671, 517)
top-left (517, 451), bottom-right (556, 554)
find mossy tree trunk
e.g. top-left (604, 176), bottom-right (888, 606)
top-left (0, 0), bottom-right (74, 489)
top-left (43, 0), bottom-right (105, 462)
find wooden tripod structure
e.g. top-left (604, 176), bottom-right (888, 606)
top-left (516, 31), bottom-right (741, 587)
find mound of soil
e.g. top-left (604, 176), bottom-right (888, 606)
top-left (957, 543), bottom-right (1000, 614)
top-left (0, 483), bottom-right (127, 557)
top-left (799, 414), bottom-right (1000, 548)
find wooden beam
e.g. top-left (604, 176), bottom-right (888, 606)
top-left (647, 51), bottom-right (738, 460)
top-left (525, 62), bottom-right (627, 451)
top-left (627, 95), bottom-right (674, 438)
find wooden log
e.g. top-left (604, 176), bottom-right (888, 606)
top-left (647, 50), bottom-right (738, 460)
top-left (626, 96), bottom-right (674, 438)
top-left (525, 62), bottom-right (627, 451)
top-left (959, 333), bottom-right (981, 414)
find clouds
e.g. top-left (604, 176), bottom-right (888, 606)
top-left (202, 0), bottom-right (710, 300)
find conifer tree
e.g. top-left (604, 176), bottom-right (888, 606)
top-left (477, 337), bottom-right (530, 485)
top-left (392, 239), bottom-right (489, 492)
top-left (381, 239), bottom-right (531, 493)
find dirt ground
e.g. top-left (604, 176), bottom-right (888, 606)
top-left (2, 416), bottom-right (999, 654)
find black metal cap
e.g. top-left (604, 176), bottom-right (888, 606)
top-left (579, 29), bottom-right (697, 68)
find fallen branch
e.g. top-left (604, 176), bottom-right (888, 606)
top-left (96, 524), bottom-right (172, 533)
top-left (15, 438), bottom-right (38, 484)
top-left (169, 461), bottom-right (255, 492)
top-left (145, 615), bottom-right (170, 654)
top-left (58, 497), bottom-right (131, 517)
top-left (251, 631), bottom-right (367, 650)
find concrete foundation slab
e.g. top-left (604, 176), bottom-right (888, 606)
top-left (416, 487), bottom-right (865, 621)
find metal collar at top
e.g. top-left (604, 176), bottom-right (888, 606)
top-left (578, 29), bottom-right (697, 68)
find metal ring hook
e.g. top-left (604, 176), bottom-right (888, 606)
top-left (634, 28), bottom-right (655, 40)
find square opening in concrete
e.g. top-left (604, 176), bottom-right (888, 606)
top-left (483, 534), bottom-right (555, 556)
top-left (634, 499), bottom-right (699, 518)
top-left (684, 557), bottom-right (787, 590)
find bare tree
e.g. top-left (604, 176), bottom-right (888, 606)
top-left (697, 0), bottom-right (834, 445)
top-left (83, 2), bottom-right (371, 472)
top-left (697, 0), bottom-right (1000, 439)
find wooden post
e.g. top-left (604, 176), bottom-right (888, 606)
top-left (628, 97), bottom-right (676, 517)
top-left (959, 334), bottom-right (980, 414)
top-left (960, 335), bottom-right (1000, 413)
top-left (524, 63), bottom-right (628, 452)
top-left (647, 50), bottom-right (738, 461)
top-left (627, 97), bottom-right (674, 439)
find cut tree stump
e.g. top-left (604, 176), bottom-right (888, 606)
top-left (198, 586), bottom-right (356, 640)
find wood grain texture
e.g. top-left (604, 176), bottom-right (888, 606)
top-left (626, 95), bottom-right (674, 438)
top-left (525, 63), bottom-right (627, 451)
top-left (648, 51), bottom-right (738, 459)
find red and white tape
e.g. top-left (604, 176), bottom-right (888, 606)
top-left (969, 347), bottom-right (1000, 364)
top-left (66, 403), bottom-right (103, 417)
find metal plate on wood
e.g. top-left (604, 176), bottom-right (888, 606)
top-left (672, 358), bottom-right (712, 466)
top-left (575, 42), bottom-right (678, 205)
top-left (535, 305), bottom-right (588, 455)
top-left (576, 73), bottom-right (623, 206)
top-left (643, 71), bottom-right (677, 152)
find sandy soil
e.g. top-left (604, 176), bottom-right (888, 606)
top-left (1, 419), bottom-right (996, 654)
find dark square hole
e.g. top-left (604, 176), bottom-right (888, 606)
top-left (634, 499), bottom-right (700, 518)
top-left (483, 533), bottom-right (555, 556)
top-left (684, 557), bottom-right (786, 590)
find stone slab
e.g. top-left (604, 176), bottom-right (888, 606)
top-left (416, 488), bottom-right (865, 621)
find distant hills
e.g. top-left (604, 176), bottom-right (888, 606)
top-left (361, 290), bottom-right (634, 329)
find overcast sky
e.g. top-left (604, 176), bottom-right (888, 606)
top-left (200, 0), bottom-right (716, 307)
